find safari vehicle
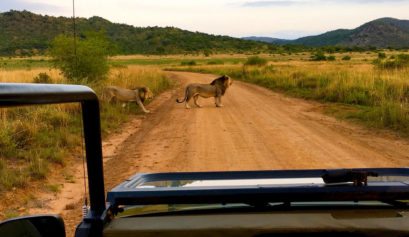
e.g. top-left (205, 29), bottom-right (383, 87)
top-left (1, 83), bottom-right (409, 237)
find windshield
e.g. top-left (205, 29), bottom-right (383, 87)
top-left (1, 1), bottom-right (409, 236)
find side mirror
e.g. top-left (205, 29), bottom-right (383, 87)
top-left (0, 215), bottom-right (65, 237)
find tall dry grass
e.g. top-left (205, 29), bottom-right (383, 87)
top-left (174, 58), bottom-right (409, 134)
top-left (0, 68), bottom-right (64, 83)
top-left (0, 65), bottom-right (173, 192)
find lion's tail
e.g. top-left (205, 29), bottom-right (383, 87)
top-left (176, 87), bottom-right (188, 103)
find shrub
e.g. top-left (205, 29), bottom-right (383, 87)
top-left (50, 31), bottom-right (111, 83)
top-left (0, 127), bottom-right (16, 158)
top-left (181, 60), bottom-right (197, 66)
top-left (207, 60), bottom-right (224, 65)
top-left (374, 54), bottom-right (409, 69)
top-left (327, 55), bottom-right (336, 61)
top-left (378, 52), bottom-right (386, 59)
top-left (203, 50), bottom-right (211, 57)
top-left (342, 55), bottom-right (351, 61)
top-left (28, 156), bottom-right (48, 180)
top-left (33, 72), bottom-right (52, 83)
top-left (310, 52), bottom-right (327, 61)
top-left (244, 56), bottom-right (268, 66)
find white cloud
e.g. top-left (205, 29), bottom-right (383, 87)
top-left (242, 0), bottom-right (409, 7)
top-left (1, 0), bottom-right (409, 39)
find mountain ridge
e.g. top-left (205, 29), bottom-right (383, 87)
top-left (0, 10), bottom-right (269, 55)
top-left (244, 17), bottom-right (409, 48)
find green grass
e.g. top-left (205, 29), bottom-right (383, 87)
top-left (46, 184), bottom-right (62, 193)
top-left (244, 56), bottom-right (268, 66)
top-left (173, 59), bottom-right (409, 136)
top-left (0, 66), bottom-right (174, 192)
top-left (109, 57), bottom-right (245, 67)
top-left (0, 57), bottom-right (51, 69)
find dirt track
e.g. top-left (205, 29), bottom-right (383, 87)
top-left (35, 71), bottom-right (409, 236)
top-left (106, 71), bottom-right (409, 178)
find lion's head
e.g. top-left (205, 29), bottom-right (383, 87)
top-left (136, 87), bottom-right (154, 103)
top-left (210, 75), bottom-right (232, 95)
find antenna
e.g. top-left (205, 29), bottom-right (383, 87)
top-left (72, 0), bottom-right (78, 79)
top-left (72, 0), bottom-right (89, 218)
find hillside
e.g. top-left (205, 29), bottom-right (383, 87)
top-left (244, 18), bottom-right (409, 48)
top-left (0, 10), bottom-right (269, 56)
top-left (242, 36), bottom-right (291, 44)
top-left (294, 17), bottom-right (409, 48)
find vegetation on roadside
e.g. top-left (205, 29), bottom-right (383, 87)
top-left (1, 50), bottom-right (409, 192)
top-left (0, 65), bottom-right (173, 192)
top-left (244, 56), bottom-right (268, 66)
top-left (173, 53), bottom-right (409, 135)
top-left (50, 32), bottom-right (112, 83)
top-left (373, 53), bottom-right (409, 70)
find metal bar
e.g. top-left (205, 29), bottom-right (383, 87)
top-left (82, 100), bottom-right (106, 216)
top-left (108, 185), bottom-right (409, 205)
top-left (115, 168), bottom-right (409, 185)
top-left (0, 83), bottom-right (106, 218)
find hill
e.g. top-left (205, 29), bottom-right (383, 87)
top-left (242, 36), bottom-right (291, 44)
top-left (244, 18), bottom-right (409, 48)
top-left (294, 18), bottom-right (409, 48)
top-left (0, 10), bottom-right (269, 56)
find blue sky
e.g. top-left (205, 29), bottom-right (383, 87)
top-left (1, 0), bottom-right (409, 39)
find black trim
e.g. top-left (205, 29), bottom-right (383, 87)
top-left (0, 83), bottom-right (105, 217)
top-left (107, 168), bottom-right (409, 206)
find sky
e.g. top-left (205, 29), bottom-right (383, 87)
top-left (0, 0), bottom-right (409, 39)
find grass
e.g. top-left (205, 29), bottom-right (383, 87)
top-left (46, 184), bottom-right (62, 193)
top-left (0, 64), bottom-right (173, 192)
top-left (0, 57), bottom-right (51, 70)
top-left (171, 53), bottom-right (409, 136)
top-left (1, 51), bottom-right (409, 192)
top-left (244, 56), bottom-right (268, 66)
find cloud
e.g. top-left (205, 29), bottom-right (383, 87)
top-left (242, 0), bottom-right (409, 7)
top-left (0, 0), bottom-right (64, 13)
top-left (326, 0), bottom-right (409, 4)
top-left (337, 0), bottom-right (408, 2)
top-left (242, 1), bottom-right (302, 7)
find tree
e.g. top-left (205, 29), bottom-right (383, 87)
top-left (50, 31), bottom-right (111, 83)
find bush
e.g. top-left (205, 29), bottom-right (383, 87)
top-left (342, 55), bottom-right (351, 61)
top-left (310, 52), bottom-right (327, 61)
top-left (28, 156), bottom-right (48, 180)
top-left (50, 31), bottom-right (111, 83)
top-left (244, 56), bottom-right (268, 66)
top-left (374, 54), bottom-right (409, 69)
top-left (33, 72), bottom-right (52, 83)
top-left (207, 60), bottom-right (224, 65)
top-left (378, 52), bottom-right (386, 59)
top-left (0, 128), bottom-right (16, 158)
top-left (203, 50), bottom-right (211, 57)
top-left (327, 55), bottom-right (336, 61)
top-left (181, 60), bottom-right (197, 66)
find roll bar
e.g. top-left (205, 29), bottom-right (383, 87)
top-left (0, 83), bottom-right (106, 217)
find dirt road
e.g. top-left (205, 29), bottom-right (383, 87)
top-left (38, 71), bottom-right (409, 236)
top-left (106, 71), bottom-right (409, 180)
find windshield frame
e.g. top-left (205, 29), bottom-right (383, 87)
top-left (107, 168), bottom-right (409, 207)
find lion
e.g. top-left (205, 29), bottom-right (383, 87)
top-left (176, 75), bottom-right (232, 109)
top-left (102, 86), bottom-right (153, 113)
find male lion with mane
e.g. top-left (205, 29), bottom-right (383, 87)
top-left (102, 86), bottom-right (153, 113)
top-left (176, 75), bottom-right (232, 109)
